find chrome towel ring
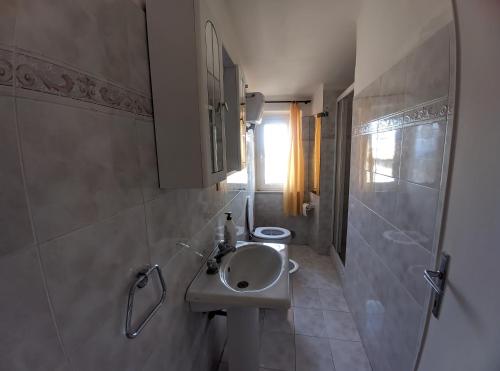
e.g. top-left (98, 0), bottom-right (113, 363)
top-left (125, 264), bottom-right (166, 339)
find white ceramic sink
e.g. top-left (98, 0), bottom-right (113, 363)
top-left (186, 241), bottom-right (290, 311)
top-left (186, 241), bottom-right (290, 371)
top-left (221, 243), bottom-right (282, 292)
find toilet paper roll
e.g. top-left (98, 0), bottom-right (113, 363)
top-left (302, 203), bottom-right (309, 216)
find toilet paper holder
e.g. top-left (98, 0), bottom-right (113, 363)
top-left (302, 202), bottom-right (314, 216)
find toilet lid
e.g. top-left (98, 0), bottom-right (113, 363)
top-left (253, 227), bottom-right (291, 240)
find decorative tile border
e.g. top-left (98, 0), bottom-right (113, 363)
top-left (353, 96), bottom-right (450, 137)
top-left (352, 120), bottom-right (378, 136)
top-left (402, 97), bottom-right (450, 127)
top-left (378, 113), bottom-right (404, 132)
top-left (0, 48), bottom-right (152, 117)
top-left (0, 49), bottom-right (13, 86)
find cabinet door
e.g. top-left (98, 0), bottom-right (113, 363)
top-left (239, 71), bottom-right (247, 169)
top-left (205, 21), bottom-right (225, 175)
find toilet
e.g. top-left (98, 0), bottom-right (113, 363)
top-left (245, 196), bottom-right (300, 274)
top-left (245, 196), bottom-right (292, 244)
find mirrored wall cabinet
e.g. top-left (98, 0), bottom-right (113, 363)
top-left (147, 0), bottom-right (227, 188)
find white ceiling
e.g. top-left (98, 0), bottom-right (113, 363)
top-left (223, 0), bottom-right (361, 98)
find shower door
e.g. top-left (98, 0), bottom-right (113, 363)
top-left (332, 90), bottom-right (353, 264)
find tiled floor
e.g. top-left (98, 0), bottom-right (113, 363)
top-left (219, 245), bottom-right (372, 371)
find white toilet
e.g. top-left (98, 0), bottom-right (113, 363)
top-left (245, 196), bottom-right (299, 273)
top-left (245, 196), bottom-right (292, 244)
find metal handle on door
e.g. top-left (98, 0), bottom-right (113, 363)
top-left (217, 101), bottom-right (229, 112)
top-left (424, 270), bottom-right (444, 296)
top-left (424, 253), bottom-right (449, 318)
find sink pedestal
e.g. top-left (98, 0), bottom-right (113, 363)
top-left (227, 307), bottom-right (260, 371)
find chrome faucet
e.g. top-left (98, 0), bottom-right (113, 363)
top-left (214, 240), bottom-right (236, 263)
top-left (206, 240), bottom-right (236, 274)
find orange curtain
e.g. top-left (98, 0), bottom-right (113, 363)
top-left (283, 103), bottom-right (304, 216)
top-left (312, 116), bottom-right (321, 194)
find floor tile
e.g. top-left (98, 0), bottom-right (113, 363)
top-left (318, 288), bottom-right (350, 312)
top-left (292, 269), bottom-right (313, 288)
top-left (323, 311), bottom-right (360, 341)
top-left (293, 308), bottom-right (327, 338)
top-left (300, 255), bottom-right (337, 273)
top-left (293, 268), bottom-right (342, 291)
top-left (289, 245), bottom-right (315, 260)
top-left (293, 285), bottom-right (322, 309)
top-left (262, 308), bottom-right (294, 334)
top-left (314, 270), bottom-right (342, 290)
top-left (259, 331), bottom-right (295, 371)
top-left (295, 335), bottom-right (335, 371)
top-left (330, 339), bottom-right (372, 371)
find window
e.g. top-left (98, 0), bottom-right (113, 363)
top-left (226, 168), bottom-right (248, 187)
top-left (255, 112), bottom-right (290, 191)
top-left (226, 132), bottom-right (251, 189)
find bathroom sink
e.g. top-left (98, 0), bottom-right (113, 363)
top-left (186, 241), bottom-right (290, 371)
top-left (221, 243), bottom-right (282, 292)
top-left (186, 241), bottom-right (290, 311)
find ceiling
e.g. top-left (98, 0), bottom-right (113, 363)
top-left (223, 0), bottom-right (361, 98)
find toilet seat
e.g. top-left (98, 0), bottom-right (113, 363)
top-left (246, 196), bottom-right (292, 242)
top-left (253, 227), bottom-right (291, 240)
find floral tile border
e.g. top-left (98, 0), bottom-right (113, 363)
top-left (0, 48), bottom-right (152, 117)
top-left (0, 49), bottom-right (14, 86)
top-left (353, 96), bottom-right (451, 137)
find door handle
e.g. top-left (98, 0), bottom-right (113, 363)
top-left (424, 270), bottom-right (443, 296)
top-left (424, 253), bottom-right (449, 318)
top-left (217, 101), bottom-right (229, 112)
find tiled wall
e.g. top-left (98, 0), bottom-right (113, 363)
top-left (0, 1), bottom-right (250, 370)
top-left (344, 24), bottom-right (455, 371)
